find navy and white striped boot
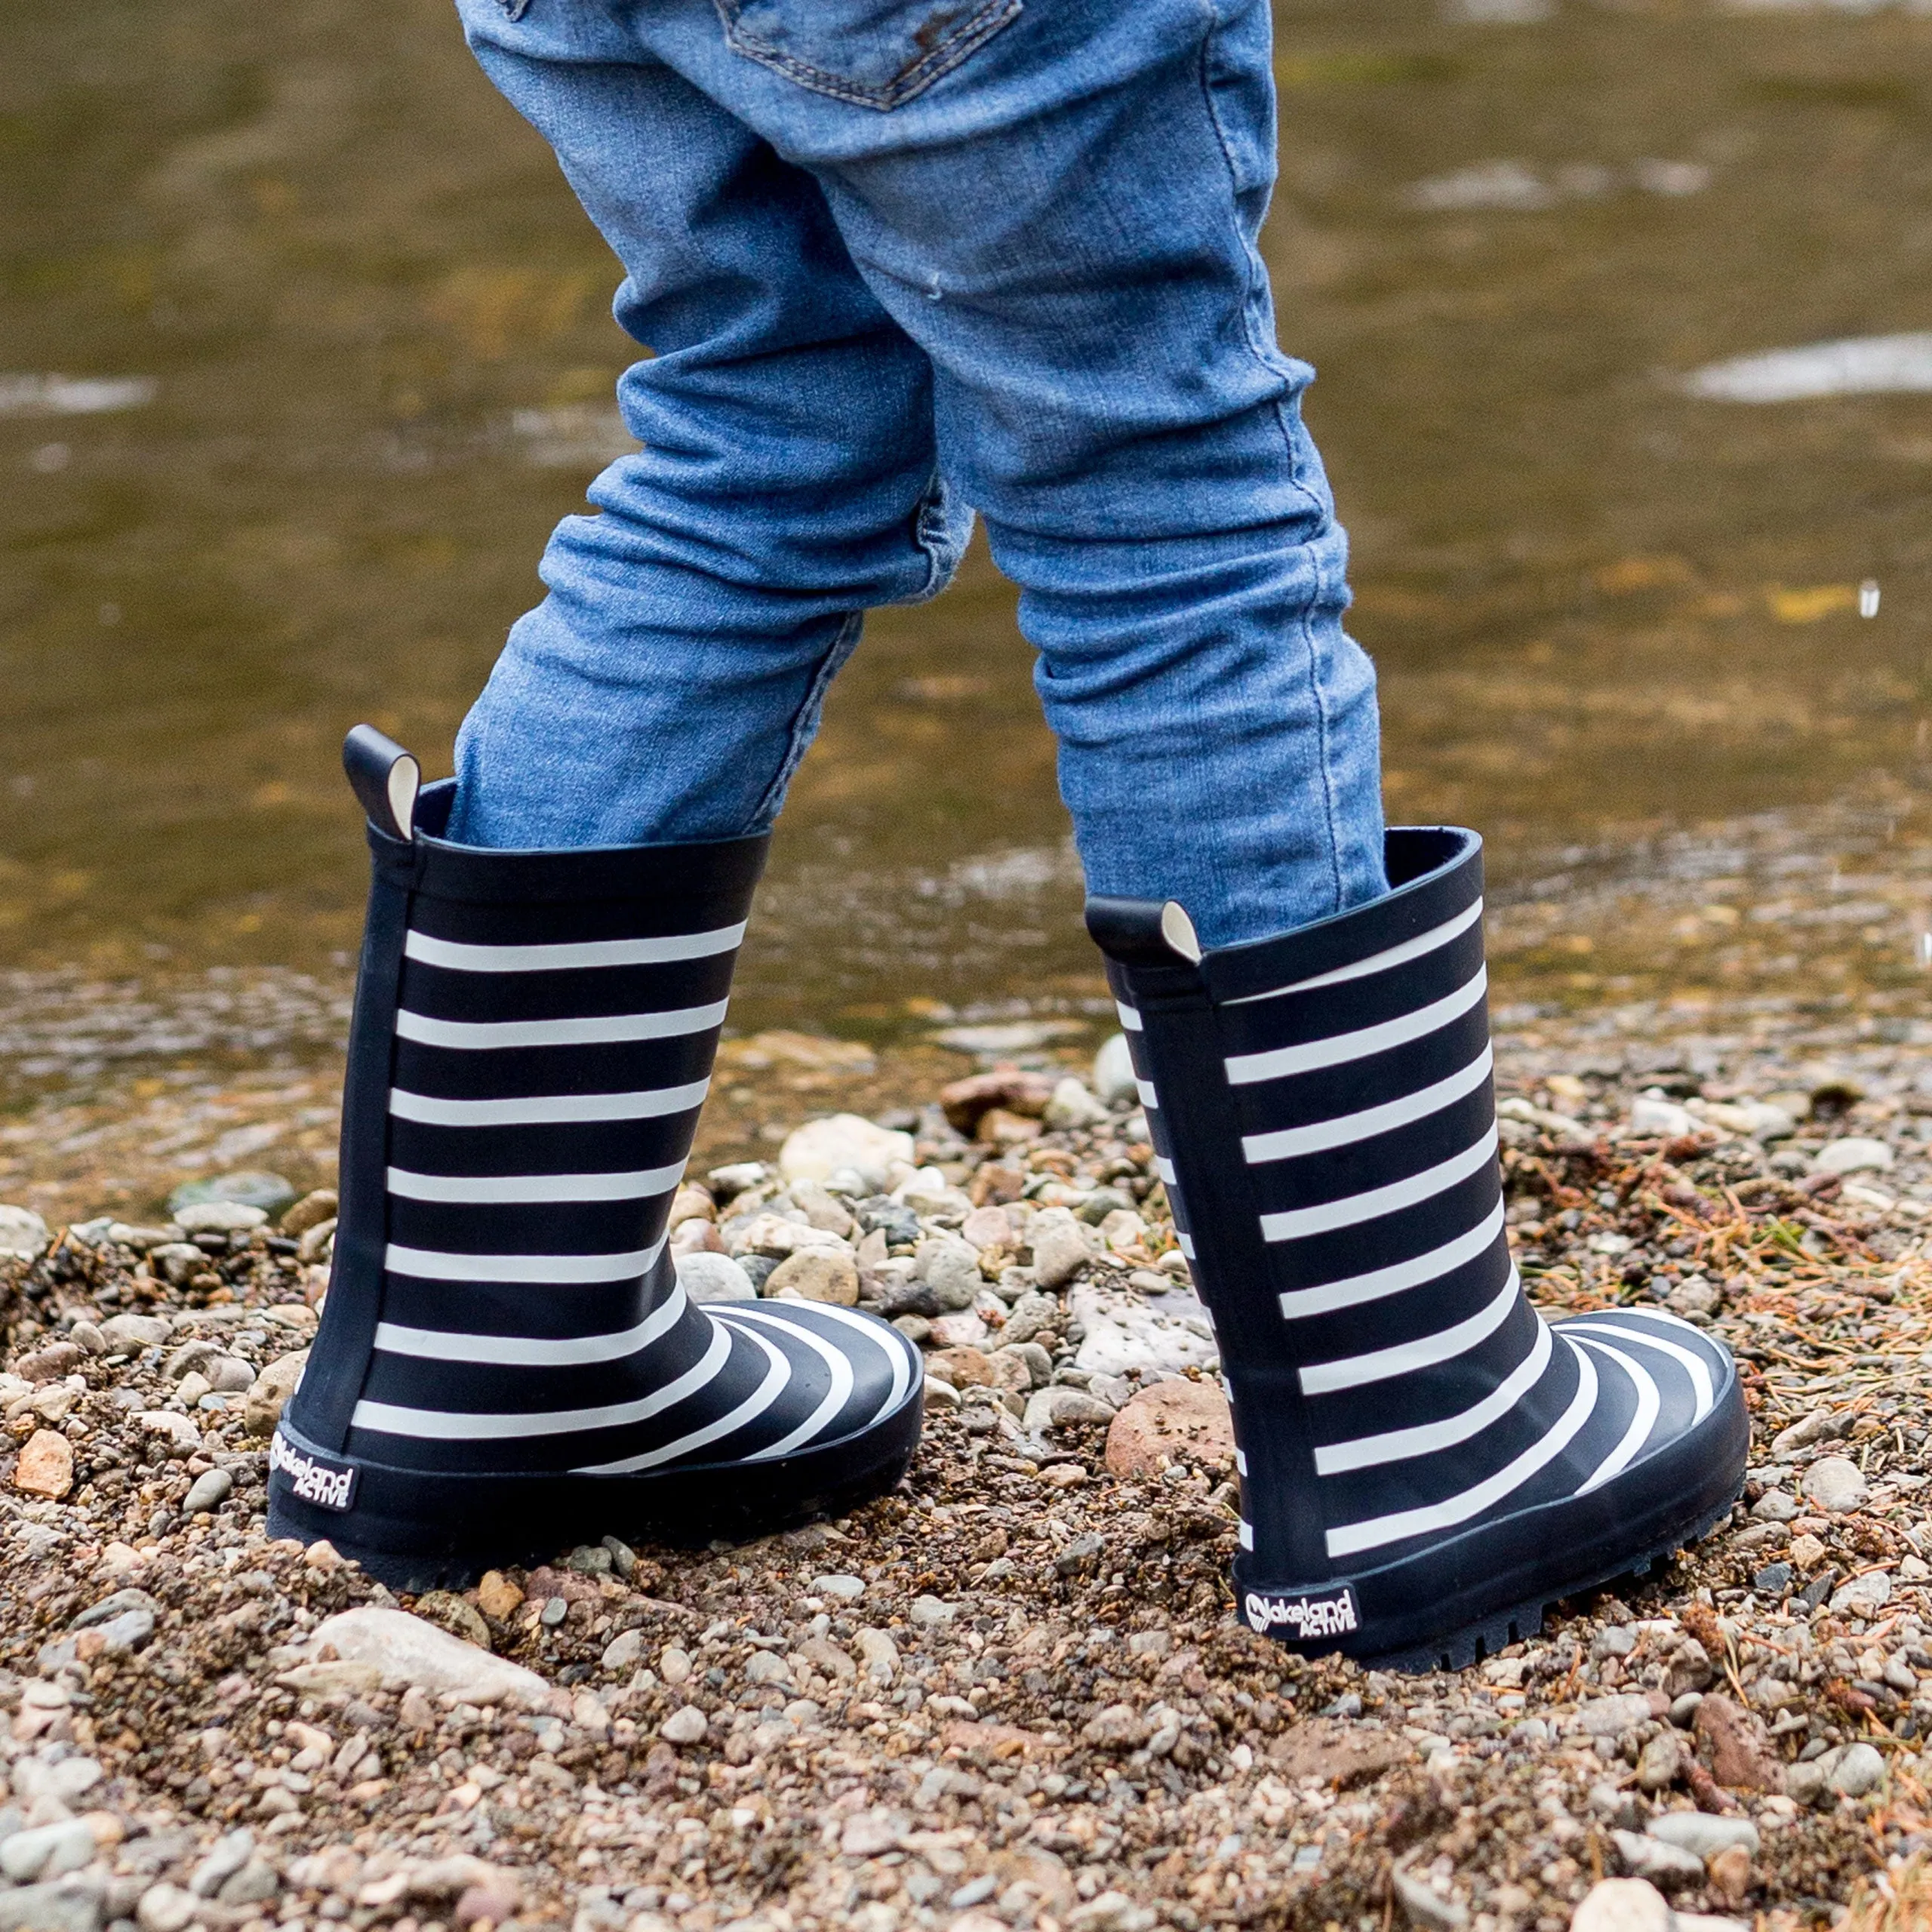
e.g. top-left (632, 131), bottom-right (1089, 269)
top-left (267, 728), bottom-right (923, 1587)
top-left (1088, 828), bottom-right (1747, 1669)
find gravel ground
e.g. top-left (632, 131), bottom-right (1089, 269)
top-left (14, 977), bottom-right (1932, 1932)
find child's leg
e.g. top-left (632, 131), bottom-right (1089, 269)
top-left (563, 0), bottom-right (1386, 948)
top-left (447, 2), bottom-right (967, 849)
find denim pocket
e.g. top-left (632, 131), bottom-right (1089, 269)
top-left (713, 0), bottom-right (1020, 110)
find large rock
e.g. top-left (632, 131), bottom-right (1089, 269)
top-left (1104, 1378), bottom-right (1235, 1476)
top-left (303, 1607), bottom-right (549, 1706)
top-left (778, 1115), bottom-right (913, 1190)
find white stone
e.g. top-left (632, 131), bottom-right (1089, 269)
top-left (1391, 1869), bottom-right (1468, 1931)
top-left (137, 1885), bottom-right (201, 1932)
top-left (0, 1818), bottom-right (97, 1883)
top-left (1626, 1095), bottom-right (1697, 1139)
top-left (811, 1574), bottom-right (866, 1601)
top-left (136, 1410), bottom-right (203, 1454)
top-left (97, 1314), bottom-right (171, 1352)
top-left (1802, 1456), bottom-right (1868, 1514)
top-left (1577, 1694), bottom-right (1656, 1737)
top-left (779, 1115), bottom-right (914, 1191)
top-left (601, 1629), bottom-right (646, 1672)
top-left (1571, 1878), bottom-right (1675, 1932)
top-left (304, 1607), bottom-right (549, 1706)
top-left (1830, 1570), bottom-right (1891, 1614)
top-left (909, 1595), bottom-right (955, 1627)
top-left (1092, 1033), bottom-right (1139, 1107)
top-left (913, 1235), bottom-right (984, 1312)
top-left (673, 1252), bottom-right (755, 1303)
top-left (1030, 1208), bottom-right (1094, 1291)
top-left (0, 1206), bottom-right (51, 1260)
top-left (1647, 1814), bottom-right (1759, 1860)
top-left (1044, 1078), bottom-right (1110, 1129)
top-left (1069, 1284), bottom-right (1218, 1377)
top-left (1814, 1137), bottom-right (1894, 1177)
top-left (660, 1706), bottom-right (707, 1745)
top-left (174, 1200), bottom-right (268, 1232)
top-left (853, 1628), bottom-right (899, 1684)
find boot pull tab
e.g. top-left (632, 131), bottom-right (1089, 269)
top-left (343, 725), bottom-right (420, 841)
top-left (1085, 895), bottom-right (1204, 968)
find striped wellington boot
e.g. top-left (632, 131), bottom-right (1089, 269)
top-left (1087, 828), bottom-right (1747, 1669)
top-left (267, 728), bottom-right (923, 1588)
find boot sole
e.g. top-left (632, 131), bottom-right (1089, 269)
top-left (264, 1387), bottom-right (923, 1592)
top-left (1233, 1367), bottom-right (1749, 1672)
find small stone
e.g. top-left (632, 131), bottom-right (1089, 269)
top-left (1093, 1032), bottom-right (1139, 1106)
top-left (1813, 1137), bottom-right (1893, 1176)
top-left (137, 1884), bottom-right (199, 1932)
top-left (1789, 1531), bottom-right (1827, 1570)
top-left (1571, 1878), bottom-right (1675, 1932)
top-left (1609, 1832), bottom-right (1703, 1890)
top-left (924, 1376), bottom-right (961, 1411)
top-left (172, 1170), bottom-right (298, 1215)
top-left (1750, 1488), bottom-right (1798, 1521)
top-left (189, 1830), bottom-right (256, 1900)
top-left (97, 1314), bottom-right (171, 1352)
top-left (281, 1189), bottom-right (339, 1235)
top-left (173, 1199), bottom-right (269, 1232)
top-left (204, 1355), bottom-right (255, 1392)
top-left (138, 1409), bottom-right (203, 1454)
top-left (0, 1205), bottom-right (51, 1260)
top-left (1628, 1095), bottom-right (1697, 1138)
top-left (95, 1607), bottom-right (155, 1655)
top-left (454, 1878), bottom-right (522, 1930)
top-left (1023, 1386), bottom-right (1117, 1433)
top-left (475, 1570), bottom-right (524, 1621)
top-left (1664, 1275), bottom-right (1718, 1318)
top-left (840, 1808), bottom-right (909, 1859)
top-left (912, 1235), bottom-right (985, 1312)
top-left (72, 1587), bottom-right (160, 1630)
top-left (1072, 1284), bottom-right (1218, 1376)
top-left (1030, 1208), bottom-right (1093, 1291)
top-left (1579, 1694), bottom-right (1655, 1737)
top-left (762, 1247), bottom-right (859, 1305)
top-left (217, 1863), bottom-right (280, 1909)
top-left (1802, 1456), bottom-right (1867, 1513)
top-left (1043, 1077), bottom-right (1110, 1129)
top-left (601, 1628), bottom-right (646, 1672)
top-left (779, 1115), bottom-right (914, 1190)
top-left (1828, 1740), bottom-right (1886, 1798)
top-left (1647, 1814), bottom-right (1759, 1860)
top-left (854, 1628), bottom-right (899, 1684)
top-left (14, 1429), bottom-right (72, 1499)
top-left (244, 1349), bottom-right (309, 1435)
top-left (1706, 1844), bottom-right (1753, 1906)
top-left (811, 1574), bottom-right (866, 1601)
top-left (302, 1606), bottom-right (547, 1704)
top-left (414, 1590), bottom-right (492, 1648)
top-left (1104, 1379), bottom-right (1235, 1476)
top-left (1830, 1569), bottom-right (1891, 1614)
top-left (909, 1595), bottom-right (955, 1627)
top-left (930, 1312), bottom-right (989, 1349)
top-left (0, 1817), bottom-right (97, 1883)
top-left (660, 1706), bottom-right (707, 1745)
top-left (674, 1251), bottom-right (757, 1303)
top-left (183, 1466), bottom-right (234, 1514)
top-left (939, 1068), bottom-right (1057, 1134)
top-left (1693, 1694), bottom-right (1784, 1793)
top-left (925, 1346), bottom-right (995, 1388)
top-left (1751, 1562), bottom-right (1793, 1595)
top-left (1635, 1730), bottom-right (1682, 1792)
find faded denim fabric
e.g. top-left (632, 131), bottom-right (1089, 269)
top-left (447, 0), bottom-right (1387, 946)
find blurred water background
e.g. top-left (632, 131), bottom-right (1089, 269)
top-left (6, 0), bottom-right (1932, 1128)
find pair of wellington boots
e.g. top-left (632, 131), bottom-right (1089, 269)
top-left (269, 729), bottom-right (1746, 1669)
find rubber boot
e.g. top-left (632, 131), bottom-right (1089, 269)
top-left (1087, 826), bottom-right (1746, 1669)
top-left (267, 728), bottom-right (924, 1587)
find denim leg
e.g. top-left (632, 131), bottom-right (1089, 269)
top-left (447, 0), bottom-right (970, 849)
top-left (628, 0), bottom-right (1387, 945)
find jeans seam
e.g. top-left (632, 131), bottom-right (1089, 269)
top-left (711, 0), bottom-right (1021, 111)
top-left (748, 609), bottom-right (866, 826)
top-left (1192, 0), bottom-right (1348, 915)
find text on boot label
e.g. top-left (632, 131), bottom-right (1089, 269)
top-left (1244, 1586), bottom-right (1358, 1640)
top-left (270, 1431), bottom-right (358, 1512)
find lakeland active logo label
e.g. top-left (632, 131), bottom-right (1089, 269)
top-left (270, 1431), bottom-right (357, 1512)
top-left (1244, 1586), bottom-right (1359, 1641)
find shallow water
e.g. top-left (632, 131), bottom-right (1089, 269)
top-left (5, 0), bottom-right (1932, 1092)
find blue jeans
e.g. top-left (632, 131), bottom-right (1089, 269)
top-left (448, 0), bottom-right (1386, 948)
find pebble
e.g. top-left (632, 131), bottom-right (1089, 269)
top-left (173, 1199), bottom-right (268, 1232)
top-left (1579, 1694), bottom-right (1656, 1737)
top-left (1627, 1095), bottom-right (1697, 1138)
top-left (854, 1628), bottom-right (899, 1684)
top-left (1024, 1386), bottom-right (1117, 1433)
top-left (137, 1884), bottom-right (199, 1932)
top-left (1802, 1455), bottom-right (1868, 1513)
top-left (1828, 1740), bottom-right (1886, 1798)
top-left (1029, 1208), bottom-right (1094, 1291)
top-left (1043, 1077), bottom-right (1110, 1129)
top-left (778, 1114), bottom-right (912, 1190)
top-left (912, 1235), bottom-right (984, 1312)
top-left (0, 1818), bottom-right (97, 1882)
top-left (13, 1429), bottom-right (72, 1500)
top-left (0, 1205), bottom-right (51, 1260)
top-left (1812, 1137), bottom-right (1893, 1175)
top-left (1071, 1285), bottom-right (1217, 1377)
top-left (169, 1170), bottom-right (297, 1215)
top-left (1103, 1378), bottom-right (1235, 1476)
top-left (811, 1574), bottom-right (866, 1601)
top-left (1091, 1032), bottom-right (1139, 1107)
top-left (909, 1595), bottom-right (955, 1627)
top-left (1, 1884), bottom-right (106, 1932)
top-left (1572, 1878), bottom-right (1675, 1932)
top-left (1647, 1814), bottom-right (1759, 1860)
top-left (659, 1706), bottom-right (708, 1745)
top-left (280, 1188), bottom-right (339, 1235)
top-left (1635, 1730), bottom-right (1682, 1792)
top-left (300, 1607), bottom-right (549, 1705)
top-left (1749, 1488), bottom-right (1798, 1521)
top-left (244, 1349), bottom-right (309, 1434)
top-left (1610, 1832), bottom-right (1703, 1889)
top-left (97, 1313), bottom-right (171, 1352)
top-left (1829, 1568), bottom-right (1890, 1614)
top-left (762, 1247), bottom-right (859, 1305)
top-left (1391, 1868), bottom-right (1468, 1930)
top-left (999, 1291), bottom-right (1060, 1346)
top-left (1692, 1695), bottom-right (1784, 1793)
